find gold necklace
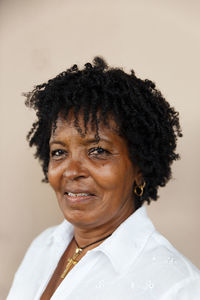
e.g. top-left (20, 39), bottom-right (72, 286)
top-left (61, 233), bottom-right (112, 279)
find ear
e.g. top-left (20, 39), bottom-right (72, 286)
top-left (134, 168), bottom-right (143, 186)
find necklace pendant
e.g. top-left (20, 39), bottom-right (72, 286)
top-left (60, 248), bottom-right (82, 279)
top-left (75, 247), bottom-right (82, 255)
top-left (60, 258), bottom-right (77, 279)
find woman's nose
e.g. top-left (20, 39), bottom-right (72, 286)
top-left (62, 157), bottom-right (89, 181)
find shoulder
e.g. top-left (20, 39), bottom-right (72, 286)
top-left (12, 222), bottom-right (66, 280)
top-left (149, 230), bottom-right (200, 277)
top-left (18, 224), bottom-right (59, 258)
top-left (128, 229), bottom-right (200, 298)
top-left (161, 276), bottom-right (200, 300)
top-left (7, 223), bottom-right (65, 299)
top-left (27, 224), bottom-right (58, 248)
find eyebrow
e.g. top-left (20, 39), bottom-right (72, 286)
top-left (49, 138), bottom-right (113, 146)
top-left (49, 140), bottom-right (66, 147)
top-left (84, 138), bottom-right (105, 145)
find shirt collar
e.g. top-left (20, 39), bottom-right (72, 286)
top-left (49, 206), bottom-right (155, 274)
top-left (50, 219), bottom-right (74, 246)
top-left (94, 206), bottom-right (155, 274)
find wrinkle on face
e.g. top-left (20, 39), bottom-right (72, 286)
top-left (48, 112), bottom-right (141, 234)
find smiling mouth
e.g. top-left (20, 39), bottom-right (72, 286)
top-left (64, 192), bottom-right (96, 203)
top-left (66, 192), bottom-right (92, 197)
top-left (65, 191), bottom-right (95, 196)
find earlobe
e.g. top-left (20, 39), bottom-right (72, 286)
top-left (132, 168), bottom-right (146, 197)
top-left (134, 181), bottom-right (146, 197)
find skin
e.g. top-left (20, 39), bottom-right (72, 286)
top-left (48, 111), bottom-right (142, 245)
top-left (41, 111), bottom-right (142, 299)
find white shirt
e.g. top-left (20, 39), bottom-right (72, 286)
top-left (7, 206), bottom-right (200, 300)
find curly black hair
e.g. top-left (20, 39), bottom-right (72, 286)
top-left (25, 56), bottom-right (182, 208)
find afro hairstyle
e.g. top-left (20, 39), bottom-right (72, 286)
top-left (25, 56), bottom-right (182, 208)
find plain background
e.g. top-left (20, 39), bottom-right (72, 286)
top-left (1, 0), bottom-right (200, 298)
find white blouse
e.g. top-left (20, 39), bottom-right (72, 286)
top-left (7, 206), bottom-right (200, 300)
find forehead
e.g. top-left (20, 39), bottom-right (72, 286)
top-left (51, 111), bottom-right (120, 140)
top-left (49, 112), bottom-right (128, 151)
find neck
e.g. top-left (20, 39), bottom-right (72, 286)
top-left (74, 233), bottom-right (112, 250)
top-left (73, 204), bottom-right (135, 249)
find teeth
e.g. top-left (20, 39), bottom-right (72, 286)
top-left (67, 192), bottom-right (90, 197)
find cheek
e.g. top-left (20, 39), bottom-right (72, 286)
top-left (93, 161), bottom-right (134, 191)
top-left (92, 165), bottom-right (118, 190)
top-left (48, 164), bottom-right (62, 191)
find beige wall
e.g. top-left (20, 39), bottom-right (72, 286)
top-left (1, 0), bottom-right (200, 297)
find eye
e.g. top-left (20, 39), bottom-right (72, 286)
top-left (50, 149), bottom-right (67, 160)
top-left (88, 147), bottom-right (110, 158)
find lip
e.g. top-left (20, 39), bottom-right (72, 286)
top-left (65, 189), bottom-right (96, 195)
top-left (63, 189), bottom-right (97, 204)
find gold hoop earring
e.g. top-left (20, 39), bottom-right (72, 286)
top-left (134, 181), bottom-right (146, 197)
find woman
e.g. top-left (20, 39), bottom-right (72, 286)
top-left (7, 57), bottom-right (200, 299)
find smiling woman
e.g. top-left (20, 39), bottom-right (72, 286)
top-left (48, 113), bottom-right (138, 231)
top-left (7, 57), bottom-right (200, 300)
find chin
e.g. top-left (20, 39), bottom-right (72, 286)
top-left (62, 209), bottom-right (97, 228)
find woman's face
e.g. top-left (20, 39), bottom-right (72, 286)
top-left (48, 112), bottom-right (141, 231)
